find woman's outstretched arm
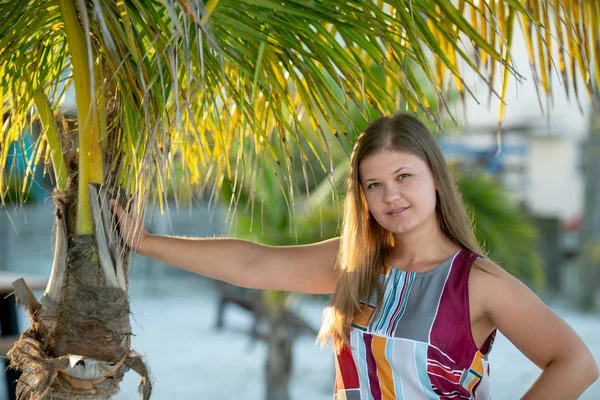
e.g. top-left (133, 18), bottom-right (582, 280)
top-left (110, 200), bottom-right (338, 294)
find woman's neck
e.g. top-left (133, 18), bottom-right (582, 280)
top-left (389, 215), bottom-right (460, 266)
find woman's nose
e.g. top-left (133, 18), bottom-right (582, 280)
top-left (383, 186), bottom-right (402, 203)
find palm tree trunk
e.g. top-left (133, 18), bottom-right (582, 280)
top-left (265, 308), bottom-right (293, 400)
top-left (578, 93), bottom-right (600, 310)
top-left (8, 183), bottom-right (151, 399)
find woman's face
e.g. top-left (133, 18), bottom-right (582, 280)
top-left (358, 150), bottom-right (438, 235)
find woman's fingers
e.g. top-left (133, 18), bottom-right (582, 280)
top-left (109, 200), bottom-right (123, 218)
top-left (109, 199), bottom-right (146, 249)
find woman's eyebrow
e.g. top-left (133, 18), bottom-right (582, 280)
top-left (363, 167), bottom-right (409, 183)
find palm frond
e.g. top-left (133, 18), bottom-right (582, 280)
top-left (0, 0), bottom-right (598, 209)
top-left (0, 0), bottom-right (69, 203)
top-left (457, 170), bottom-right (544, 288)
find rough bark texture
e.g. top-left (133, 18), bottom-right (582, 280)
top-left (7, 182), bottom-right (151, 400)
top-left (47, 235), bottom-right (130, 360)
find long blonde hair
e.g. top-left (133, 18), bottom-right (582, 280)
top-left (317, 112), bottom-right (484, 354)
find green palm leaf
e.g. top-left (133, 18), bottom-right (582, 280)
top-left (457, 170), bottom-right (544, 288)
top-left (2, 0), bottom-right (598, 208)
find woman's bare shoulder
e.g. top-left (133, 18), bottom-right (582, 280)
top-left (467, 256), bottom-right (512, 321)
top-left (470, 256), bottom-right (510, 281)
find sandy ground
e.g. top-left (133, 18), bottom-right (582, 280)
top-left (1, 267), bottom-right (599, 399)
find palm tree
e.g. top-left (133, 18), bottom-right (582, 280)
top-left (0, 1), bottom-right (598, 399)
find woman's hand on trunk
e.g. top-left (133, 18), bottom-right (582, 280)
top-left (110, 200), bottom-right (147, 252)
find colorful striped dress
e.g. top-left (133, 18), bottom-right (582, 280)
top-left (334, 248), bottom-right (496, 400)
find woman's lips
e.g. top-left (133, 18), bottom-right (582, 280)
top-left (388, 206), bottom-right (410, 215)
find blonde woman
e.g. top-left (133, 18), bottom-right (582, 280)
top-left (111, 113), bottom-right (598, 399)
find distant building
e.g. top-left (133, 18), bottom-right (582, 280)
top-left (446, 28), bottom-right (594, 300)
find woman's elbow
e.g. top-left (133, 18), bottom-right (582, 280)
top-left (552, 346), bottom-right (599, 390)
top-left (571, 348), bottom-right (600, 389)
top-left (584, 354), bottom-right (600, 386)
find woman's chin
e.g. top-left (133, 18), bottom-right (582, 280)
top-left (381, 220), bottom-right (415, 235)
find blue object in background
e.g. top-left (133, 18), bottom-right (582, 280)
top-left (438, 136), bottom-right (529, 175)
top-left (4, 128), bottom-right (49, 203)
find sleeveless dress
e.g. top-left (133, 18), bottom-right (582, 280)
top-left (333, 248), bottom-right (496, 400)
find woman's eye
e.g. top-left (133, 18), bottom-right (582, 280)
top-left (367, 182), bottom-right (380, 189)
top-left (397, 173), bottom-right (410, 180)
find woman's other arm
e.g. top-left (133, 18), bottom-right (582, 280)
top-left (471, 258), bottom-right (599, 399)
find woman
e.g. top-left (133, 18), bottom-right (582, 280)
top-left (111, 112), bottom-right (598, 399)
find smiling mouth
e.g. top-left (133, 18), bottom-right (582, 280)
top-left (388, 206), bottom-right (410, 215)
